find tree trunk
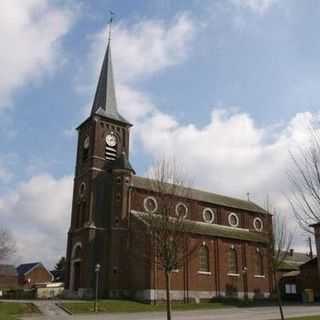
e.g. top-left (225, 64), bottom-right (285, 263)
top-left (274, 272), bottom-right (285, 320)
top-left (165, 271), bottom-right (172, 320)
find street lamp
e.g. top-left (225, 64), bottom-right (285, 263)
top-left (94, 263), bottom-right (101, 312)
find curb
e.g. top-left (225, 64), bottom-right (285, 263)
top-left (56, 302), bottom-right (73, 315)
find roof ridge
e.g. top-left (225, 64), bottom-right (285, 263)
top-left (132, 175), bottom-right (268, 214)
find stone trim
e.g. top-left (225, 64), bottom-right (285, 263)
top-left (107, 289), bottom-right (271, 301)
top-left (227, 273), bottom-right (240, 277)
top-left (197, 271), bottom-right (212, 275)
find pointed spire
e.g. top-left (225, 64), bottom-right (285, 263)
top-left (91, 38), bottom-right (131, 126)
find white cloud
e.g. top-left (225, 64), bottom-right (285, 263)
top-left (90, 13), bottom-right (194, 84)
top-left (0, 12), bottom-right (196, 268)
top-left (79, 11), bottom-right (313, 253)
top-left (82, 13), bottom-right (195, 126)
top-left (140, 109), bottom-right (314, 197)
top-left (0, 174), bottom-right (73, 267)
top-left (231, 0), bottom-right (277, 14)
top-left (0, 0), bottom-right (75, 109)
top-left (138, 108), bottom-right (318, 245)
top-left (0, 162), bottom-right (12, 184)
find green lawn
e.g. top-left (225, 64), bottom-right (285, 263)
top-left (286, 317), bottom-right (320, 320)
top-left (0, 302), bottom-right (39, 320)
top-left (62, 299), bottom-right (228, 314)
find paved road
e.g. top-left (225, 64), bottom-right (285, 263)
top-left (18, 303), bottom-right (320, 320)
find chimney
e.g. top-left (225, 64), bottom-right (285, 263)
top-left (308, 237), bottom-right (313, 259)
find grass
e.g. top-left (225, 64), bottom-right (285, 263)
top-left (286, 317), bottom-right (320, 320)
top-left (62, 299), bottom-right (228, 314)
top-left (0, 302), bottom-right (39, 320)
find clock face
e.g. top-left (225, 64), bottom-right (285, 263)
top-left (83, 136), bottom-right (90, 149)
top-left (105, 134), bottom-right (117, 147)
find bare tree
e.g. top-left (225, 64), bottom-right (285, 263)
top-left (131, 159), bottom-right (196, 320)
top-left (0, 228), bottom-right (16, 261)
top-left (288, 126), bottom-right (320, 233)
top-left (270, 211), bottom-right (293, 320)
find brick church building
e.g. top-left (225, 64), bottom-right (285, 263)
top-left (65, 37), bottom-right (273, 301)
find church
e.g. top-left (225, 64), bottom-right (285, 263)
top-left (65, 35), bottom-right (273, 302)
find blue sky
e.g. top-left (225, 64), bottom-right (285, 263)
top-left (1, 0), bottom-right (319, 267)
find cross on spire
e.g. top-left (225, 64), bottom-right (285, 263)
top-left (108, 10), bottom-right (115, 41)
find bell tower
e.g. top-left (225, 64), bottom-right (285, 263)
top-left (65, 34), bottom-right (134, 297)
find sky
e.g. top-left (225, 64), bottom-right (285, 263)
top-left (1, 0), bottom-right (320, 268)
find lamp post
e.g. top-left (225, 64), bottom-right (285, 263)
top-left (242, 266), bottom-right (248, 300)
top-left (94, 263), bottom-right (101, 312)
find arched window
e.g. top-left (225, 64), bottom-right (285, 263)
top-left (76, 201), bottom-right (86, 228)
top-left (80, 201), bottom-right (87, 226)
top-left (255, 251), bottom-right (264, 275)
top-left (82, 136), bottom-right (90, 162)
top-left (199, 245), bottom-right (209, 272)
top-left (73, 245), bottom-right (82, 260)
top-left (75, 203), bottom-right (81, 228)
top-left (228, 247), bottom-right (238, 274)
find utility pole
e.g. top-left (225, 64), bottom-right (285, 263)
top-left (94, 263), bottom-right (101, 312)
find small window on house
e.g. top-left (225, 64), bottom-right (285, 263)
top-left (199, 245), bottom-right (209, 272)
top-left (228, 247), bottom-right (238, 274)
top-left (255, 251), bottom-right (264, 276)
top-left (285, 284), bottom-right (297, 294)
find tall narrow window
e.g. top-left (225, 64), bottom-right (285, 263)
top-left (255, 251), bottom-right (264, 275)
top-left (82, 136), bottom-right (90, 162)
top-left (80, 202), bottom-right (87, 226)
top-left (228, 247), bottom-right (238, 274)
top-left (199, 245), bottom-right (209, 272)
top-left (75, 203), bottom-right (81, 228)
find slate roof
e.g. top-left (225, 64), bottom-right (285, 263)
top-left (300, 257), bottom-right (317, 268)
top-left (112, 152), bottom-right (135, 173)
top-left (91, 39), bottom-right (131, 126)
top-left (277, 251), bottom-right (312, 271)
top-left (282, 270), bottom-right (300, 278)
top-left (282, 252), bottom-right (311, 266)
top-left (278, 261), bottom-right (299, 271)
top-left (16, 262), bottom-right (40, 276)
top-left (0, 264), bottom-right (17, 277)
top-left (132, 176), bottom-right (268, 215)
top-left (131, 210), bottom-right (269, 243)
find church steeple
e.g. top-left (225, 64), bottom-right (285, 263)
top-left (91, 39), bottom-right (131, 126)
